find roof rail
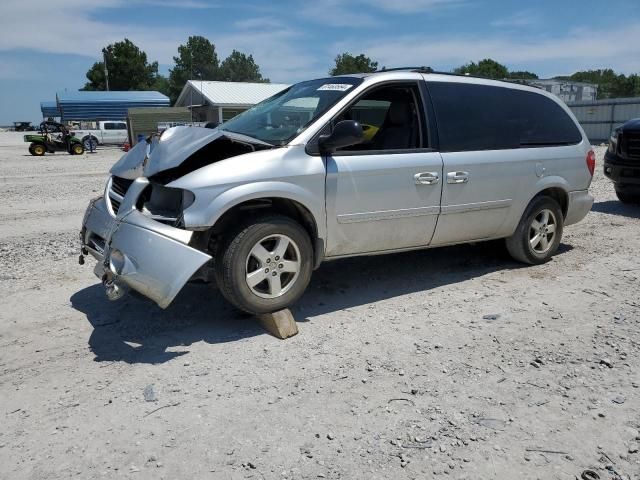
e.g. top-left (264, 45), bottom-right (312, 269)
top-left (374, 67), bottom-right (533, 86)
top-left (375, 66), bottom-right (434, 73)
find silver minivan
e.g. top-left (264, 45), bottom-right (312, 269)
top-left (80, 70), bottom-right (595, 314)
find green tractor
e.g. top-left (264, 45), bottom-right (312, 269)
top-left (25, 121), bottom-right (85, 156)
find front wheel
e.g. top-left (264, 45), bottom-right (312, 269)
top-left (70, 143), bottom-right (84, 155)
top-left (506, 196), bottom-right (564, 265)
top-left (214, 214), bottom-right (313, 314)
top-left (29, 143), bottom-right (46, 156)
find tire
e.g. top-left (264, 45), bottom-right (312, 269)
top-left (29, 143), bottom-right (45, 156)
top-left (615, 189), bottom-right (640, 204)
top-left (82, 136), bottom-right (98, 151)
top-left (214, 214), bottom-right (313, 314)
top-left (70, 143), bottom-right (84, 155)
top-left (506, 196), bottom-right (564, 265)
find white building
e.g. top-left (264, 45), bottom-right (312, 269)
top-left (175, 80), bottom-right (290, 124)
top-left (525, 79), bottom-right (598, 103)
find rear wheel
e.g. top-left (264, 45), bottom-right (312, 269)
top-left (506, 196), bottom-right (564, 265)
top-left (82, 136), bottom-right (98, 151)
top-left (214, 214), bottom-right (313, 314)
top-left (615, 189), bottom-right (640, 204)
top-left (29, 143), bottom-right (46, 156)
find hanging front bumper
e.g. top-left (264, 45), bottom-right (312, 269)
top-left (80, 185), bottom-right (211, 309)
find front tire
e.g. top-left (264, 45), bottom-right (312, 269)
top-left (615, 189), bottom-right (640, 204)
top-left (506, 196), bottom-right (564, 265)
top-left (29, 143), bottom-right (45, 156)
top-left (214, 214), bottom-right (313, 314)
top-left (70, 143), bottom-right (84, 155)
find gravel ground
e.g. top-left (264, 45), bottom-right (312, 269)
top-left (1, 131), bottom-right (639, 479)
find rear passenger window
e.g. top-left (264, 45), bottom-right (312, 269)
top-left (427, 82), bottom-right (582, 152)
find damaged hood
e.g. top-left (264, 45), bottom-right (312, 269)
top-left (110, 126), bottom-right (273, 179)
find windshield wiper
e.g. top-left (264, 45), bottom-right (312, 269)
top-left (219, 128), bottom-right (278, 147)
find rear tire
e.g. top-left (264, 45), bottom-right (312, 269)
top-left (506, 196), bottom-right (564, 265)
top-left (82, 136), bottom-right (98, 151)
top-left (214, 214), bottom-right (313, 314)
top-left (615, 189), bottom-right (640, 204)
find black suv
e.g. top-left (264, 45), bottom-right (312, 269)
top-left (605, 118), bottom-right (640, 203)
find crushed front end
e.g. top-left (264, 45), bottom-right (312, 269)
top-left (80, 175), bottom-right (211, 308)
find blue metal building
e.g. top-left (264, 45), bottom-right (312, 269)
top-left (40, 101), bottom-right (61, 119)
top-left (56, 91), bottom-right (170, 121)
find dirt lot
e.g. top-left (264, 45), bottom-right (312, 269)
top-left (1, 131), bottom-right (639, 479)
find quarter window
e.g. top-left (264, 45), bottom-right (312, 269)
top-left (427, 82), bottom-right (582, 152)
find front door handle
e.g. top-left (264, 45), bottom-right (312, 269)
top-left (446, 171), bottom-right (469, 184)
top-left (414, 172), bottom-right (439, 185)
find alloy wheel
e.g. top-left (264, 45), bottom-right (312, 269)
top-left (529, 208), bottom-right (557, 254)
top-left (245, 234), bottom-right (301, 299)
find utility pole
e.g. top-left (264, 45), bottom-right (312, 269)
top-left (103, 51), bottom-right (110, 91)
top-left (190, 49), bottom-right (193, 123)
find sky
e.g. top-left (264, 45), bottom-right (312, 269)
top-left (1, 0), bottom-right (639, 124)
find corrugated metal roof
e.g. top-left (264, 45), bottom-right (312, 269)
top-left (176, 80), bottom-right (289, 107)
top-left (40, 101), bottom-right (60, 118)
top-left (56, 90), bottom-right (169, 121)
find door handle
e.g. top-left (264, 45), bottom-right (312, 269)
top-left (414, 172), bottom-right (439, 185)
top-left (446, 171), bottom-right (469, 184)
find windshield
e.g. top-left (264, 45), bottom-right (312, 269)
top-left (219, 77), bottom-right (363, 145)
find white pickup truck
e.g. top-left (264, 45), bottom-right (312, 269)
top-left (73, 121), bottom-right (128, 150)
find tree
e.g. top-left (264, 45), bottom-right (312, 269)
top-left (83, 39), bottom-right (158, 91)
top-left (330, 53), bottom-right (378, 76)
top-left (454, 58), bottom-right (509, 79)
top-left (153, 74), bottom-right (170, 97)
top-left (218, 50), bottom-right (269, 82)
top-left (168, 36), bottom-right (219, 104)
top-left (508, 70), bottom-right (538, 80)
top-left (560, 69), bottom-right (640, 98)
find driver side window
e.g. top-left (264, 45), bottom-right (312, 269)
top-left (335, 83), bottom-right (426, 152)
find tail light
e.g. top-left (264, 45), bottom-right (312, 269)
top-left (586, 149), bottom-right (596, 176)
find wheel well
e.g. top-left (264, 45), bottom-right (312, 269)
top-left (535, 187), bottom-right (568, 218)
top-left (205, 197), bottom-right (321, 264)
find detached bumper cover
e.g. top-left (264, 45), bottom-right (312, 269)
top-left (565, 190), bottom-right (594, 226)
top-left (81, 193), bottom-right (211, 309)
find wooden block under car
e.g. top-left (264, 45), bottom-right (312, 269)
top-left (257, 309), bottom-right (298, 339)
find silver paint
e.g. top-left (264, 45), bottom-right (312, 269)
top-left (81, 71), bottom-right (595, 308)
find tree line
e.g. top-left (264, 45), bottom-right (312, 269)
top-left (330, 55), bottom-right (640, 99)
top-left (82, 39), bottom-right (640, 103)
top-left (83, 37), bottom-right (268, 104)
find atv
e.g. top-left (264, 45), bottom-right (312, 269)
top-left (24, 121), bottom-right (85, 156)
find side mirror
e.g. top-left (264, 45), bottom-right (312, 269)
top-left (318, 120), bottom-right (364, 154)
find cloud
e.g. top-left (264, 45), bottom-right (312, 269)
top-left (366, 0), bottom-right (465, 13)
top-left (215, 27), bottom-right (324, 82)
top-left (299, 0), bottom-right (463, 27)
top-left (234, 17), bottom-right (285, 30)
top-left (137, 0), bottom-right (218, 7)
top-left (0, 1), bottom-right (195, 65)
top-left (299, 0), bottom-right (380, 28)
top-left (490, 9), bottom-right (540, 28)
top-left (334, 21), bottom-right (640, 76)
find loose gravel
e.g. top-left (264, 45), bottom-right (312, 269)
top-left (1, 132), bottom-right (639, 479)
